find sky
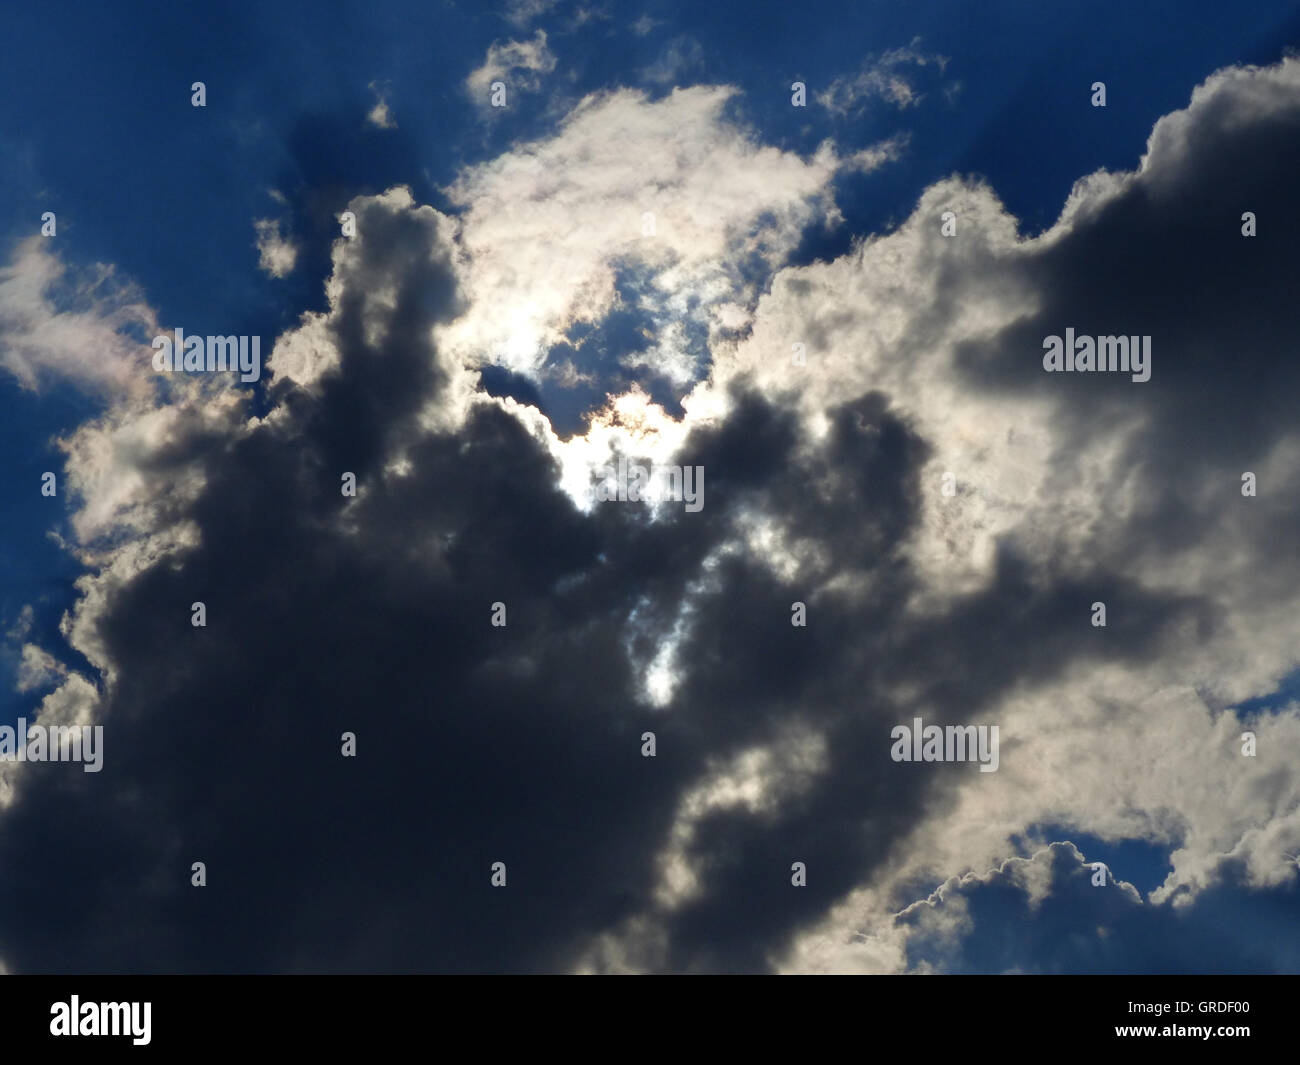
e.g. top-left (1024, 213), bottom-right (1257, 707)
top-left (1, 0), bottom-right (1300, 973)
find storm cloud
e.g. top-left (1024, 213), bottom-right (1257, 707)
top-left (3, 57), bottom-right (1299, 974)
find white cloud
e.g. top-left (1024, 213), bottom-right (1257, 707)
top-left (441, 85), bottom-right (898, 383)
top-left (0, 238), bottom-right (157, 398)
top-left (465, 29), bottom-right (557, 105)
top-left (15, 644), bottom-right (67, 693)
top-left (367, 80), bottom-right (397, 129)
top-left (367, 99), bottom-right (396, 130)
top-left (559, 57), bottom-right (1300, 971)
top-left (708, 58), bottom-right (1300, 972)
top-left (253, 218), bottom-right (298, 278)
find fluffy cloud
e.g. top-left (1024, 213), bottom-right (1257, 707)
top-left (1, 58), bottom-right (1298, 975)
top-left (715, 57), bottom-right (1300, 971)
top-left (441, 85), bottom-right (899, 389)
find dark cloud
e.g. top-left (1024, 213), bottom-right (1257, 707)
top-left (1, 63), bottom-right (1298, 974)
top-left (953, 72), bottom-right (1300, 570)
top-left (0, 370), bottom-right (1202, 973)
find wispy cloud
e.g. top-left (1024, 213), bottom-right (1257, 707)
top-left (465, 29), bottom-right (557, 105)
top-left (818, 38), bottom-right (950, 115)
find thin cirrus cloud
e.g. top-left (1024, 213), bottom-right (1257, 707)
top-left (816, 38), bottom-right (951, 115)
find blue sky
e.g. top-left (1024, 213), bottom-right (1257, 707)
top-left (2, 0), bottom-right (1300, 973)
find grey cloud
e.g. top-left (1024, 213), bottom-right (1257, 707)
top-left (2, 60), bottom-right (1299, 975)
